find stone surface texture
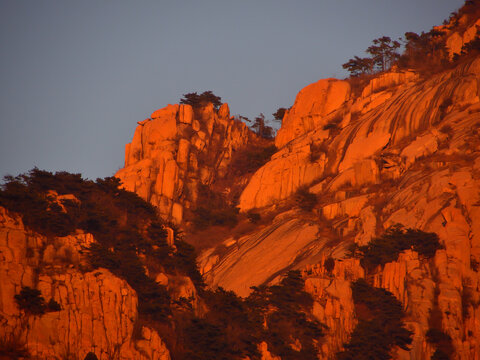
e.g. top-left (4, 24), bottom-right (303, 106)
top-left (116, 103), bottom-right (253, 223)
top-left (200, 57), bottom-right (480, 359)
top-left (0, 207), bottom-right (170, 360)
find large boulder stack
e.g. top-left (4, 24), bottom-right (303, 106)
top-left (116, 102), bottom-right (252, 223)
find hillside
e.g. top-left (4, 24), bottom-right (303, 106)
top-left (2, 2), bottom-right (480, 359)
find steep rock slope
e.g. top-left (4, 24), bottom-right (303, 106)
top-left (198, 212), bottom-right (325, 297)
top-left (201, 57), bottom-right (480, 359)
top-left (239, 58), bottom-right (480, 211)
top-left (0, 207), bottom-right (170, 360)
top-left (116, 103), bottom-right (253, 223)
top-left (275, 79), bottom-right (351, 148)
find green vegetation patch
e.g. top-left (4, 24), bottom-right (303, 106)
top-left (2, 170), bottom-right (326, 359)
top-left (294, 185), bottom-right (318, 212)
top-left (179, 91), bottom-right (222, 110)
top-left (426, 328), bottom-right (454, 360)
top-left (191, 184), bottom-right (239, 230)
top-left (14, 286), bottom-right (61, 315)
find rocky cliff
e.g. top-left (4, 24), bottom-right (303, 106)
top-left (0, 207), bottom-right (171, 360)
top-left (2, 4), bottom-right (480, 360)
top-left (110, 35), bottom-right (480, 357)
top-left (116, 103), bottom-right (254, 224)
top-left (199, 57), bottom-right (480, 358)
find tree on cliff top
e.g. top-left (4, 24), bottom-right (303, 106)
top-left (180, 91), bottom-right (222, 110)
top-left (251, 113), bottom-right (274, 139)
top-left (342, 36), bottom-right (400, 76)
top-left (366, 36), bottom-right (401, 72)
top-left (272, 107), bottom-right (287, 123)
top-left (342, 56), bottom-right (375, 76)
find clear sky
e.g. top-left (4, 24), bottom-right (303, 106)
top-left (0, 0), bottom-right (465, 180)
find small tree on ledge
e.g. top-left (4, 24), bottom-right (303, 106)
top-left (14, 286), bottom-right (46, 315)
top-left (272, 107), bottom-right (287, 123)
top-left (179, 91), bottom-right (222, 110)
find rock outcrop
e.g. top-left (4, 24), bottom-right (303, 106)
top-left (239, 57), bottom-right (480, 211)
top-left (200, 56), bottom-right (480, 358)
top-left (116, 103), bottom-right (253, 223)
top-left (275, 79), bottom-right (351, 148)
top-left (199, 212), bottom-right (328, 297)
top-left (445, 18), bottom-right (480, 58)
top-left (0, 207), bottom-right (170, 360)
top-left (14, 7), bottom-right (477, 358)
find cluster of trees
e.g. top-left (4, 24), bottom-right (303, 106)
top-left (251, 113), bottom-right (275, 139)
top-left (250, 107), bottom-right (289, 136)
top-left (349, 225), bottom-right (442, 272)
top-left (344, 1), bottom-right (480, 78)
top-left (426, 328), bottom-right (454, 360)
top-left (273, 107), bottom-right (287, 122)
top-left (179, 271), bottom-right (324, 360)
top-left (14, 286), bottom-right (61, 315)
top-left (342, 31), bottom-right (453, 77)
top-left (234, 113), bottom-right (275, 139)
top-left (0, 169), bottom-right (202, 322)
top-left (337, 279), bottom-right (412, 360)
top-left (180, 90), bottom-right (280, 139)
top-left (294, 186), bottom-right (318, 212)
top-left (1, 169), bottom-right (328, 360)
top-left (342, 36), bottom-right (401, 76)
top-left (229, 144), bottom-right (277, 176)
top-left (446, 0), bottom-right (480, 28)
top-left (397, 29), bottom-right (451, 72)
top-left (192, 184), bottom-right (239, 229)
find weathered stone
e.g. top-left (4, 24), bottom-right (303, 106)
top-left (401, 132), bottom-right (438, 167)
top-left (239, 146), bottom-right (322, 211)
top-left (0, 209), bottom-right (171, 360)
top-left (322, 195), bottom-right (369, 220)
top-left (116, 102), bottom-right (252, 223)
top-left (218, 103), bottom-right (230, 119)
top-left (202, 217), bottom-right (322, 297)
top-left (155, 273), bottom-right (169, 286)
top-left (276, 79), bottom-right (350, 148)
top-left (361, 71), bottom-right (418, 97)
top-left (178, 104), bottom-right (193, 124)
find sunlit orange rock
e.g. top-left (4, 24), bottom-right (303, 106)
top-left (204, 56), bottom-right (480, 358)
top-left (275, 79), bottom-right (350, 148)
top-left (116, 102), bottom-right (253, 223)
top-left (0, 208), bottom-right (171, 360)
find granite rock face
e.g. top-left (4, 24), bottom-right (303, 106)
top-left (116, 103), bottom-right (253, 224)
top-left (0, 207), bottom-right (170, 360)
top-left (275, 78), bottom-right (351, 148)
top-left (12, 9), bottom-right (478, 358)
top-left (239, 57), bottom-right (480, 211)
top-left (200, 57), bottom-right (480, 358)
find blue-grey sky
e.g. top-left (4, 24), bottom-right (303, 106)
top-left (0, 0), bottom-right (464, 180)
